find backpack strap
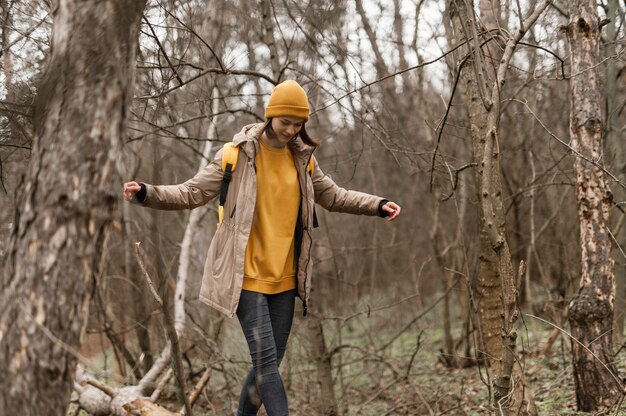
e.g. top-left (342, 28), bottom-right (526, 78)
top-left (218, 142), bottom-right (239, 226)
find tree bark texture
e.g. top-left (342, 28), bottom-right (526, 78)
top-left (447, 1), bottom-right (551, 413)
top-left (307, 314), bottom-right (339, 416)
top-left (260, 0), bottom-right (280, 80)
top-left (447, 0), bottom-right (502, 370)
top-left (566, 0), bottom-right (624, 411)
top-left (0, 1), bottom-right (146, 414)
top-left (606, 0), bottom-right (625, 343)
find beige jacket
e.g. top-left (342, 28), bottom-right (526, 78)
top-left (141, 123), bottom-right (384, 317)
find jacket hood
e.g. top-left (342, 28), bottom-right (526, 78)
top-left (232, 123), bottom-right (263, 156)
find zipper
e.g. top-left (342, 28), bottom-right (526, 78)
top-left (252, 142), bottom-right (258, 173)
top-left (300, 148), bottom-right (315, 317)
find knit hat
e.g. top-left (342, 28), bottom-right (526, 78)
top-left (265, 80), bottom-right (310, 122)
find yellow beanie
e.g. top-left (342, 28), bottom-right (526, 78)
top-left (265, 80), bottom-right (310, 122)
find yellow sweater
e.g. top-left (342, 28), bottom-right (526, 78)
top-left (243, 138), bottom-right (300, 294)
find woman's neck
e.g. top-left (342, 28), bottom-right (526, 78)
top-left (260, 131), bottom-right (286, 149)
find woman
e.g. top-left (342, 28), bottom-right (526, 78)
top-left (123, 80), bottom-right (401, 416)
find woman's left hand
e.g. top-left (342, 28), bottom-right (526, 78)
top-left (382, 202), bottom-right (401, 221)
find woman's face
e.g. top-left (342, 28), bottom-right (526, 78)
top-left (271, 117), bottom-right (305, 145)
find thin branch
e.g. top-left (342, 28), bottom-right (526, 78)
top-left (550, 1), bottom-right (569, 18)
top-left (492, 0), bottom-right (554, 106)
top-left (507, 98), bottom-right (626, 190)
top-left (568, 48), bottom-right (626, 79)
top-left (20, 305), bottom-right (94, 369)
top-left (136, 67), bottom-right (276, 100)
top-left (130, 109), bottom-right (240, 141)
top-left (428, 53), bottom-right (466, 193)
top-left (377, 275), bottom-right (462, 351)
top-left (0, 143), bottom-right (31, 150)
top-left (353, 376), bottom-right (404, 415)
top-left (525, 314), bottom-right (624, 387)
top-left (84, 379), bottom-right (117, 398)
top-left (157, 2), bottom-right (225, 72)
top-left (138, 345), bottom-right (172, 392)
top-left (5, 13), bottom-right (49, 50)
top-left (150, 368), bottom-right (173, 401)
top-left (515, 0), bottom-right (525, 31)
top-left (608, 227), bottom-right (626, 261)
top-left (518, 41), bottom-right (566, 79)
top-left (134, 242), bottom-right (162, 306)
top-left (134, 242), bottom-right (192, 415)
top-left (142, 15), bottom-right (183, 86)
top-left (313, 36), bottom-right (477, 113)
top-left (440, 162), bottom-right (478, 201)
top-left (185, 366), bottom-right (212, 409)
top-left (428, 33), bottom-right (505, 193)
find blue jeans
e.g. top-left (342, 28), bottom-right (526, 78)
top-left (236, 289), bottom-right (295, 416)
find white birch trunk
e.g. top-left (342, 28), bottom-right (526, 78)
top-left (175, 87), bottom-right (219, 335)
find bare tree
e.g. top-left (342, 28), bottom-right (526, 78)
top-left (0, 0), bottom-right (146, 414)
top-left (261, 0), bottom-right (281, 80)
top-left (307, 312), bottom-right (340, 416)
top-left (566, 0), bottom-right (624, 411)
top-left (446, 0), bottom-right (553, 413)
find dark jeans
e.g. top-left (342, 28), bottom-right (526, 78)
top-left (236, 289), bottom-right (296, 416)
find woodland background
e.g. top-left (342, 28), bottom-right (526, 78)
top-left (0, 0), bottom-right (625, 415)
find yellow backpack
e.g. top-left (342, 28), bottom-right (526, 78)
top-left (218, 142), bottom-right (315, 226)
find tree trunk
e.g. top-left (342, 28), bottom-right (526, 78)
top-left (447, 0), bottom-right (501, 369)
top-left (261, 0), bottom-right (280, 81)
top-left (307, 313), bottom-right (339, 416)
top-left (566, 0), bottom-right (623, 411)
top-left (606, 0), bottom-right (625, 344)
top-left (392, 0), bottom-right (411, 89)
top-left (447, 1), bottom-right (549, 413)
top-left (0, 1), bottom-right (145, 414)
top-left (354, 0), bottom-right (388, 78)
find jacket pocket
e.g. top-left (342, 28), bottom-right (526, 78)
top-left (211, 222), bottom-right (236, 279)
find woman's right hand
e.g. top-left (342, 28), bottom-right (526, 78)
top-left (123, 181), bottom-right (141, 201)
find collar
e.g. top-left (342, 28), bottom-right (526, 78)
top-left (232, 122), bottom-right (315, 163)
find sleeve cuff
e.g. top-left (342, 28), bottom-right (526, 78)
top-left (378, 199), bottom-right (389, 217)
top-left (132, 183), bottom-right (147, 203)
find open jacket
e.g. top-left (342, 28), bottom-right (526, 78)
top-left (140, 123), bottom-right (385, 318)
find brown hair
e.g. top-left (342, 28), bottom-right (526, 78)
top-left (264, 119), bottom-right (320, 148)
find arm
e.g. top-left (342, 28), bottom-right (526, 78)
top-left (123, 148), bottom-right (224, 210)
top-left (312, 156), bottom-right (400, 220)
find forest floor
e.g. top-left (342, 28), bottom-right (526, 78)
top-left (75, 309), bottom-right (626, 416)
top-left (196, 313), bottom-right (626, 415)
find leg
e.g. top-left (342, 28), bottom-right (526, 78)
top-left (267, 289), bottom-right (296, 365)
top-left (236, 290), bottom-right (293, 416)
top-left (237, 369), bottom-right (261, 416)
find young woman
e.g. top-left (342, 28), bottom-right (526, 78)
top-left (123, 80), bottom-right (401, 416)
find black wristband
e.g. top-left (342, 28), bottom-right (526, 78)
top-left (132, 183), bottom-right (147, 203)
top-left (378, 199), bottom-right (389, 217)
